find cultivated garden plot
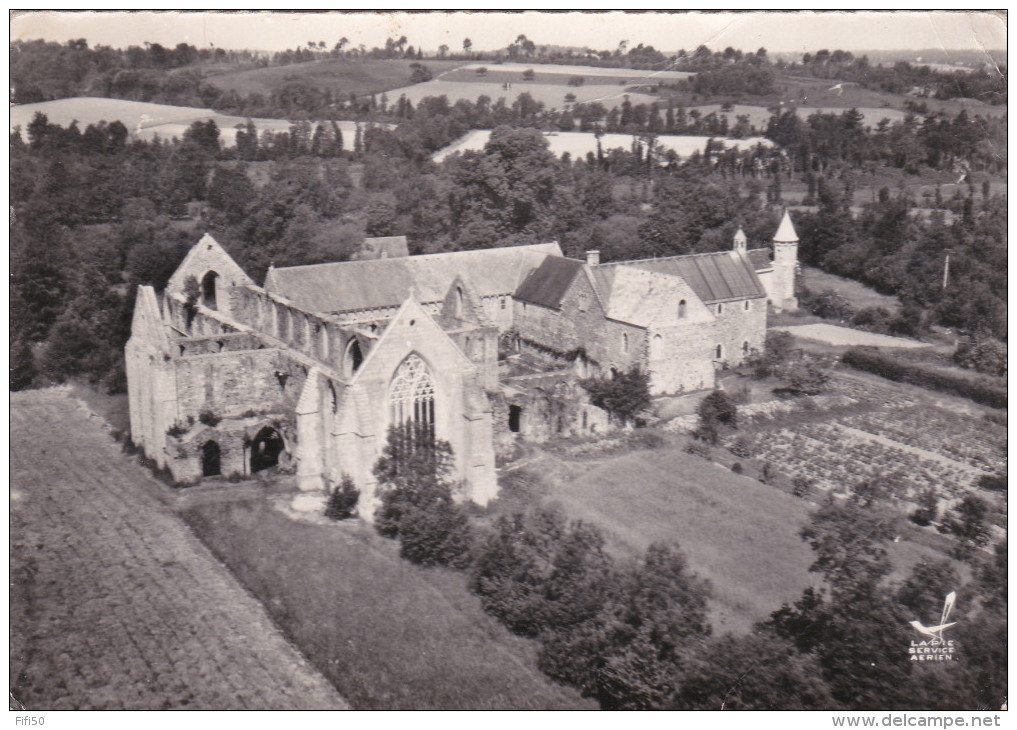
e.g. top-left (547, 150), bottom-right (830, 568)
top-left (735, 403), bottom-right (1004, 503)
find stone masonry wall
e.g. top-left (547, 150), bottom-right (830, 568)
top-left (512, 273), bottom-right (644, 375)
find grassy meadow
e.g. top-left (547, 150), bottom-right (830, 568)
top-left (181, 499), bottom-right (593, 710)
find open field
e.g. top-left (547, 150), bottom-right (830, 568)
top-left (522, 440), bottom-right (961, 634)
top-left (202, 58), bottom-right (467, 97)
top-left (182, 500), bottom-right (592, 710)
top-left (10, 97), bottom-right (382, 147)
top-left (386, 78), bottom-right (660, 109)
top-left (800, 266), bottom-right (902, 312)
top-left (773, 323), bottom-right (928, 348)
top-left (434, 129), bottom-right (773, 162)
top-left (10, 388), bottom-right (347, 710)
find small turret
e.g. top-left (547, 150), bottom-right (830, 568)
top-left (733, 227), bottom-right (747, 254)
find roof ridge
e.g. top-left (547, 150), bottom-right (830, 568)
top-left (272, 242), bottom-right (561, 273)
top-left (597, 249), bottom-right (739, 267)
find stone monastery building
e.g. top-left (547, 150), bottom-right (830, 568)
top-left (126, 212), bottom-right (799, 514)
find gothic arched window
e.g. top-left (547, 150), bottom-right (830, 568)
top-left (389, 354), bottom-right (436, 438)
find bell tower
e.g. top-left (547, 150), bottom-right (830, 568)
top-left (733, 227), bottom-right (747, 255)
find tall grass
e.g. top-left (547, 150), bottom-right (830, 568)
top-left (181, 500), bottom-right (592, 710)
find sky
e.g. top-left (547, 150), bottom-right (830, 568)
top-left (9, 10), bottom-right (1007, 56)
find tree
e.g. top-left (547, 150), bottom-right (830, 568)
top-left (580, 367), bottom-right (650, 425)
top-left (324, 473), bottom-right (360, 520)
top-left (373, 423), bottom-right (472, 567)
top-left (537, 541), bottom-right (711, 709)
top-left (678, 631), bottom-right (833, 710)
top-left (696, 389), bottom-right (737, 444)
top-left (944, 495), bottom-right (991, 551)
top-left (462, 37), bottom-right (472, 56)
top-left (472, 506), bottom-right (617, 638)
top-left (800, 493), bottom-right (895, 602)
top-left (448, 126), bottom-right (557, 246)
top-left (751, 330), bottom-right (794, 378)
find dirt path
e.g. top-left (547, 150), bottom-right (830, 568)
top-left (10, 388), bottom-right (348, 710)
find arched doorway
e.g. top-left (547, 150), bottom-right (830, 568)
top-left (250, 426), bottom-right (284, 473)
top-left (201, 271), bottom-right (219, 310)
top-left (201, 440), bottom-right (221, 477)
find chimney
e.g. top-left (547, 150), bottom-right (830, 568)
top-left (586, 250), bottom-right (600, 266)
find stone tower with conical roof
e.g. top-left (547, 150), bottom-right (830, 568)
top-left (772, 210), bottom-right (799, 311)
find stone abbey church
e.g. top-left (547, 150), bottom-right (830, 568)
top-left (126, 213), bottom-right (799, 513)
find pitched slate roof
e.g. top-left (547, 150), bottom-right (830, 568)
top-left (513, 256), bottom-right (585, 309)
top-left (746, 247), bottom-right (772, 271)
top-left (265, 242), bottom-right (562, 314)
top-left (611, 250), bottom-right (766, 303)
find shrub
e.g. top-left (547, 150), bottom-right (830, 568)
top-left (522, 68), bottom-right (535, 80)
top-left (953, 336), bottom-right (1007, 377)
top-left (728, 436), bottom-right (755, 458)
top-left (581, 367), bottom-right (651, 425)
top-left (475, 66), bottom-right (488, 76)
top-left (792, 476), bottom-right (813, 499)
top-left (780, 361), bottom-right (830, 396)
top-left (977, 473), bottom-right (1007, 492)
top-left (910, 488), bottom-right (939, 527)
top-left (841, 347), bottom-right (1007, 408)
top-left (626, 429), bottom-right (665, 450)
top-left (684, 440), bottom-right (711, 458)
top-left (198, 410), bottom-right (221, 427)
top-left (731, 462), bottom-right (743, 475)
top-left (325, 474), bottom-right (360, 520)
top-left (760, 461), bottom-right (774, 484)
top-left (567, 75), bottom-right (585, 87)
top-left (409, 62), bottom-right (433, 83)
top-left (166, 422), bottom-right (189, 437)
top-left (799, 287), bottom-right (854, 321)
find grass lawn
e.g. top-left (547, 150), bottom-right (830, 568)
top-left (534, 448), bottom-right (818, 633)
top-left (68, 380), bottom-right (130, 434)
top-left (531, 443), bottom-right (965, 634)
top-left (181, 499), bottom-right (593, 710)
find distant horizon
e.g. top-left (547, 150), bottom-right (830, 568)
top-left (10, 11), bottom-right (1007, 56)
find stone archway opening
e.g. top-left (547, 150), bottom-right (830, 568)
top-left (508, 404), bottom-right (522, 433)
top-left (250, 426), bottom-right (284, 473)
top-left (201, 271), bottom-right (219, 310)
top-left (201, 440), bottom-right (221, 477)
